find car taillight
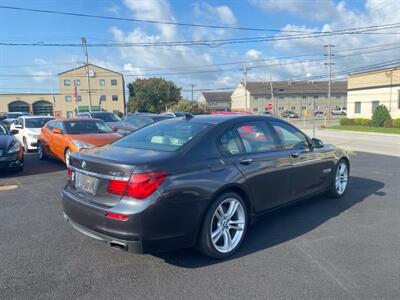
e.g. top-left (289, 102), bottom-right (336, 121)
top-left (107, 171), bottom-right (166, 200)
top-left (105, 212), bottom-right (129, 221)
top-left (67, 168), bottom-right (74, 182)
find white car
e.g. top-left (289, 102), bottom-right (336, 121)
top-left (11, 116), bottom-right (54, 152)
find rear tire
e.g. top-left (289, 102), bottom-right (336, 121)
top-left (37, 141), bottom-right (47, 160)
top-left (196, 192), bottom-right (248, 259)
top-left (329, 159), bottom-right (349, 198)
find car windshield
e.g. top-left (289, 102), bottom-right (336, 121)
top-left (64, 120), bottom-right (114, 134)
top-left (6, 113), bottom-right (23, 119)
top-left (25, 118), bottom-right (54, 128)
top-left (114, 121), bottom-right (209, 152)
top-left (91, 113), bottom-right (120, 122)
top-left (0, 122), bottom-right (8, 134)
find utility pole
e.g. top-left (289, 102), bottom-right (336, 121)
top-left (189, 84), bottom-right (196, 102)
top-left (81, 37), bottom-right (92, 113)
top-left (269, 73), bottom-right (275, 115)
top-left (243, 64), bottom-right (248, 112)
top-left (324, 44), bottom-right (334, 118)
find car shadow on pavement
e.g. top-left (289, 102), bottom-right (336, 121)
top-left (0, 153), bottom-right (65, 178)
top-left (154, 176), bottom-right (385, 268)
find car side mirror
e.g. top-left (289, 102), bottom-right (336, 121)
top-left (52, 128), bottom-right (63, 134)
top-left (312, 138), bottom-right (324, 148)
top-left (15, 124), bottom-right (23, 129)
top-left (112, 126), bottom-right (118, 132)
top-left (11, 129), bottom-right (19, 135)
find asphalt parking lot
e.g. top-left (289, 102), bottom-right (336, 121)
top-left (1, 152), bottom-right (399, 299)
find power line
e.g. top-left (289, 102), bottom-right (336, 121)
top-left (0, 5), bottom-right (307, 33)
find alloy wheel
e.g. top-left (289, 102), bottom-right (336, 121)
top-left (335, 162), bottom-right (348, 195)
top-left (210, 198), bottom-right (245, 253)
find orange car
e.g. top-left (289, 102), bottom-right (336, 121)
top-left (37, 118), bottom-right (122, 166)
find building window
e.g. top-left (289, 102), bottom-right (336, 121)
top-left (313, 96), bottom-right (319, 99)
top-left (66, 111), bottom-right (73, 118)
top-left (112, 95), bottom-right (118, 101)
top-left (291, 96), bottom-right (296, 99)
top-left (99, 79), bottom-right (105, 86)
top-left (77, 96), bottom-right (81, 102)
top-left (354, 101), bottom-right (361, 114)
top-left (372, 101), bottom-right (380, 112)
top-left (266, 96), bottom-right (271, 100)
top-left (253, 107), bottom-right (258, 112)
top-left (254, 96), bottom-right (259, 100)
top-left (64, 79), bottom-right (71, 86)
top-left (65, 95), bottom-right (72, 102)
top-left (336, 96), bottom-right (341, 99)
top-left (302, 96), bottom-right (307, 99)
top-left (278, 106), bottom-right (284, 111)
top-left (301, 106), bottom-right (307, 110)
top-left (74, 79), bottom-right (80, 86)
top-left (291, 106), bottom-right (296, 110)
top-left (279, 96), bottom-right (284, 99)
top-left (100, 95), bottom-right (106, 102)
top-left (111, 79), bottom-right (117, 86)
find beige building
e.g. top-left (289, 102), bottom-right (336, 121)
top-left (231, 81), bottom-right (347, 116)
top-left (347, 66), bottom-right (400, 119)
top-left (197, 91), bottom-right (232, 111)
top-left (0, 64), bottom-right (125, 118)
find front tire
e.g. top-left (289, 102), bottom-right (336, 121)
top-left (329, 159), bottom-right (349, 198)
top-left (197, 192), bottom-right (248, 259)
top-left (64, 148), bottom-right (71, 167)
top-left (37, 141), bottom-right (47, 160)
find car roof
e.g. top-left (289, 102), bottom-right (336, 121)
top-left (19, 115), bottom-right (54, 119)
top-left (54, 118), bottom-right (101, 122)
top-left (160, 114), bottom-right (280, 125)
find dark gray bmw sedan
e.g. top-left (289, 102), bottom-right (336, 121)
top-left (62, 115), bottom-right (349, 258)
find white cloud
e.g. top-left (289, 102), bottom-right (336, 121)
top-left (249, 0), bottom-right (340, 21)
top-left (31, 70), bottom-right (52, 83)
top-left (195, 3), bottom-right (237, 26)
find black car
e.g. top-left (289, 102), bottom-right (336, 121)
top-left (0, 122), bottom-right (24, 171)
top-left (62, 115), bottom-right (349, 258)
top-left (120, 113), bottom-right (173, 132)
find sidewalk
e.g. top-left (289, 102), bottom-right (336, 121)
top-left (303, 128), bottom-right (400, 157)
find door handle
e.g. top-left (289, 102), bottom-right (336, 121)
top-left (291, 151), bottom-right (302, 158)
top-left (239, 158), bottom-right (253, 165)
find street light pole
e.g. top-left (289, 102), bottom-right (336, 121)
top-left (81, 37), bottom-right (93, 113)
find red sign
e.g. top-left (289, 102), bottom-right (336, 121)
top-left (266, 103), bottom-right (273, 110)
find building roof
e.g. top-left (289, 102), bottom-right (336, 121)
top-left (58, 63), bottom-right (123, 76)
top-left (348, 65), bottom-right (400, 76)
top-left (200, 91), bottom-right (232, 102)
top-left (244, 81), bottom-right (347, 96)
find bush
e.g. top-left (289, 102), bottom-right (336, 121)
top-left (371, 105), bottom-right (391, 127)
top-left (354, 118), bottom-right (364, 125)
top-left (360, 118), bottom-right (371, 126)
top-left (383, 119), bottom-right (393, 128)
top-left (392, 118), bottom-right (400, 128)
top-left (339, 117), bottom-right (355, 125)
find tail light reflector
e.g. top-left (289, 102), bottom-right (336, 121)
top-left (107, 171), bottom-right (166, 200)
top-left (105, 212), bottom-right (129, 221)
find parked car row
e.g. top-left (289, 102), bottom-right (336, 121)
top-left (0, 111), bottom-right (187, 172)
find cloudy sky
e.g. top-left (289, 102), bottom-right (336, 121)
top-left (0, 0), bottom-right (399, 99)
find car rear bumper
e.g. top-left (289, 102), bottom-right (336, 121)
top-left (61, 188), bottom-right (203, 253)
top-left (63, 212), bottom-right (143, 253)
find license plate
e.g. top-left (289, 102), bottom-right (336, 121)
top-left (75, 172), bottom-right (99, 196)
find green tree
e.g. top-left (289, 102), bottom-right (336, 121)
top-left (172, 100), bottom-right (191, 112)
top-left (127, 78), bottom-right (181, 113)
top-left (371, 104), bottom-right (391, 127)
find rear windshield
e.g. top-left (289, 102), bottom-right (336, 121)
top-left (25, 118), bottom-right (54, 128)
top-left (64, 120), bottom-right (113, 134)
top-left (114, 121), bottom-right (209, 152)
top-left (92, 113), bottom-right (120, 122)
